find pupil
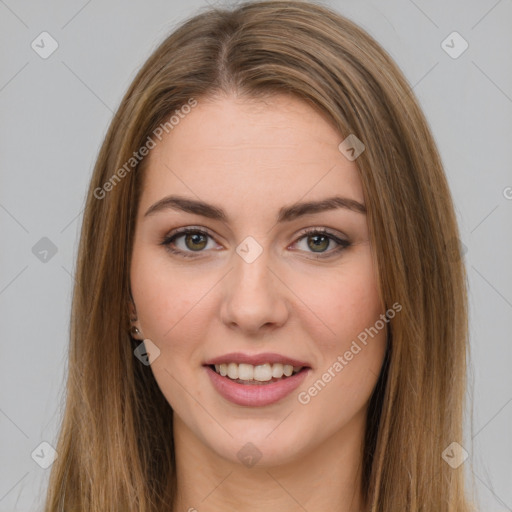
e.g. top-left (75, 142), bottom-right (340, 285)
top-left (309, 235), bottom-right (328, 252)
top-left (186, 233), bottom-right (207, 251)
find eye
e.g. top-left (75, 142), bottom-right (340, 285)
top-left (290, 228), bottom-right (351, 259)
top-left (160, 227), bottom-right (219, 258)
top-left (160, 227), bottom-right (351, 259)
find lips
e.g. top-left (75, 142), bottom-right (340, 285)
top-left (205, 365), bottom-right (310, 406)
top-left (203, 352), bottom-right (312, 406)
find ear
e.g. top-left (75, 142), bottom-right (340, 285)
top-left (128, 288), bottom-right (138, 319)
top-left (128, 298), bottom-right (137, 321)
top-left (128, 294), bottom-right (144, 340)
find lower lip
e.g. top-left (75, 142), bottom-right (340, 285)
top-left (204, 366), bottom-right (310, 407)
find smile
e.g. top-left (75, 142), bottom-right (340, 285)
top-left (204, 364), bottom-right (310, 407)
top-left (211, 362), bottom-right (304, 383)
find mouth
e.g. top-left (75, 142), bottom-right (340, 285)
top-left (202, 354), bottom-right (312, 406)
top-left (203, 352), bottom-right (312, 384)
top-left (207, 362), bottom-right (308, 385)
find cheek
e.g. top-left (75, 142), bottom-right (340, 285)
top-left (131, 249), bottom-right (206, 341)
top-left (291, 253), bottom-right (383, 352)
top-left (295, 268), bottom-right (387, 429)
top-left (130, 250), bottom-right (209, 408)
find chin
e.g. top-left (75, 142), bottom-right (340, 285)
top-left (205, 427), bottom-right (312, 469)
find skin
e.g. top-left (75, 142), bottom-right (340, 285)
top-left (129, 93), bottom-right (388, 512)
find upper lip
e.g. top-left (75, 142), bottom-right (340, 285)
top-left (204, 352), bottom-right (311, 368)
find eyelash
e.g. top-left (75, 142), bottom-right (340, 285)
top-left (160, 226), bottom-right (351, 260)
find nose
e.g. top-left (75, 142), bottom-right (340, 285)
top-left (219, 248), bottom-right (290, 335)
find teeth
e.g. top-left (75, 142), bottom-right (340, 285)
top-left (227, 363), bottom-right (238, 379)
top-left (271, 364), bottom-right (283, 378)
top-left (238, 363), bottom-right (254, 380)
top-left (254, 363), bottom-right (272, 381)
top-left (213, 362), bottom-right (304, 381)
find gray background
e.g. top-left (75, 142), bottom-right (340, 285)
top-left (1, 0), bottom-right (511, 510)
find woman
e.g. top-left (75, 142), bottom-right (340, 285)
top-left (43, 1), bottom-right (477, 510)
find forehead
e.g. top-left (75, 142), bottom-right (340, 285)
top-left (139, 94), bottom-right (364, 213)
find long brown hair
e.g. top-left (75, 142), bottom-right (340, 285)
top-left (43, 1), bottom-right (477, 510)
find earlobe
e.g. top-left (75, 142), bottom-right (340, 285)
top-left (130, 325), bottom-right (143, 339)
top-left (128, 295), bottom-right (144, 339)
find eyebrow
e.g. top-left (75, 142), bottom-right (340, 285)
top-left (144, 194), bottom-right (366, 222)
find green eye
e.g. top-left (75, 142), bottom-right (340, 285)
top-left (161, 227), bottom-right (351, 259)
top-left (161, 228), bottom-right (214, 258)
top-left (292, 229), bottom-right (351, 258)
top-left (182, 232), bottom-right (208, 251)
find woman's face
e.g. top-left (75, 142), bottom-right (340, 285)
top-left (130, 93), bottom-right (388, 467)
